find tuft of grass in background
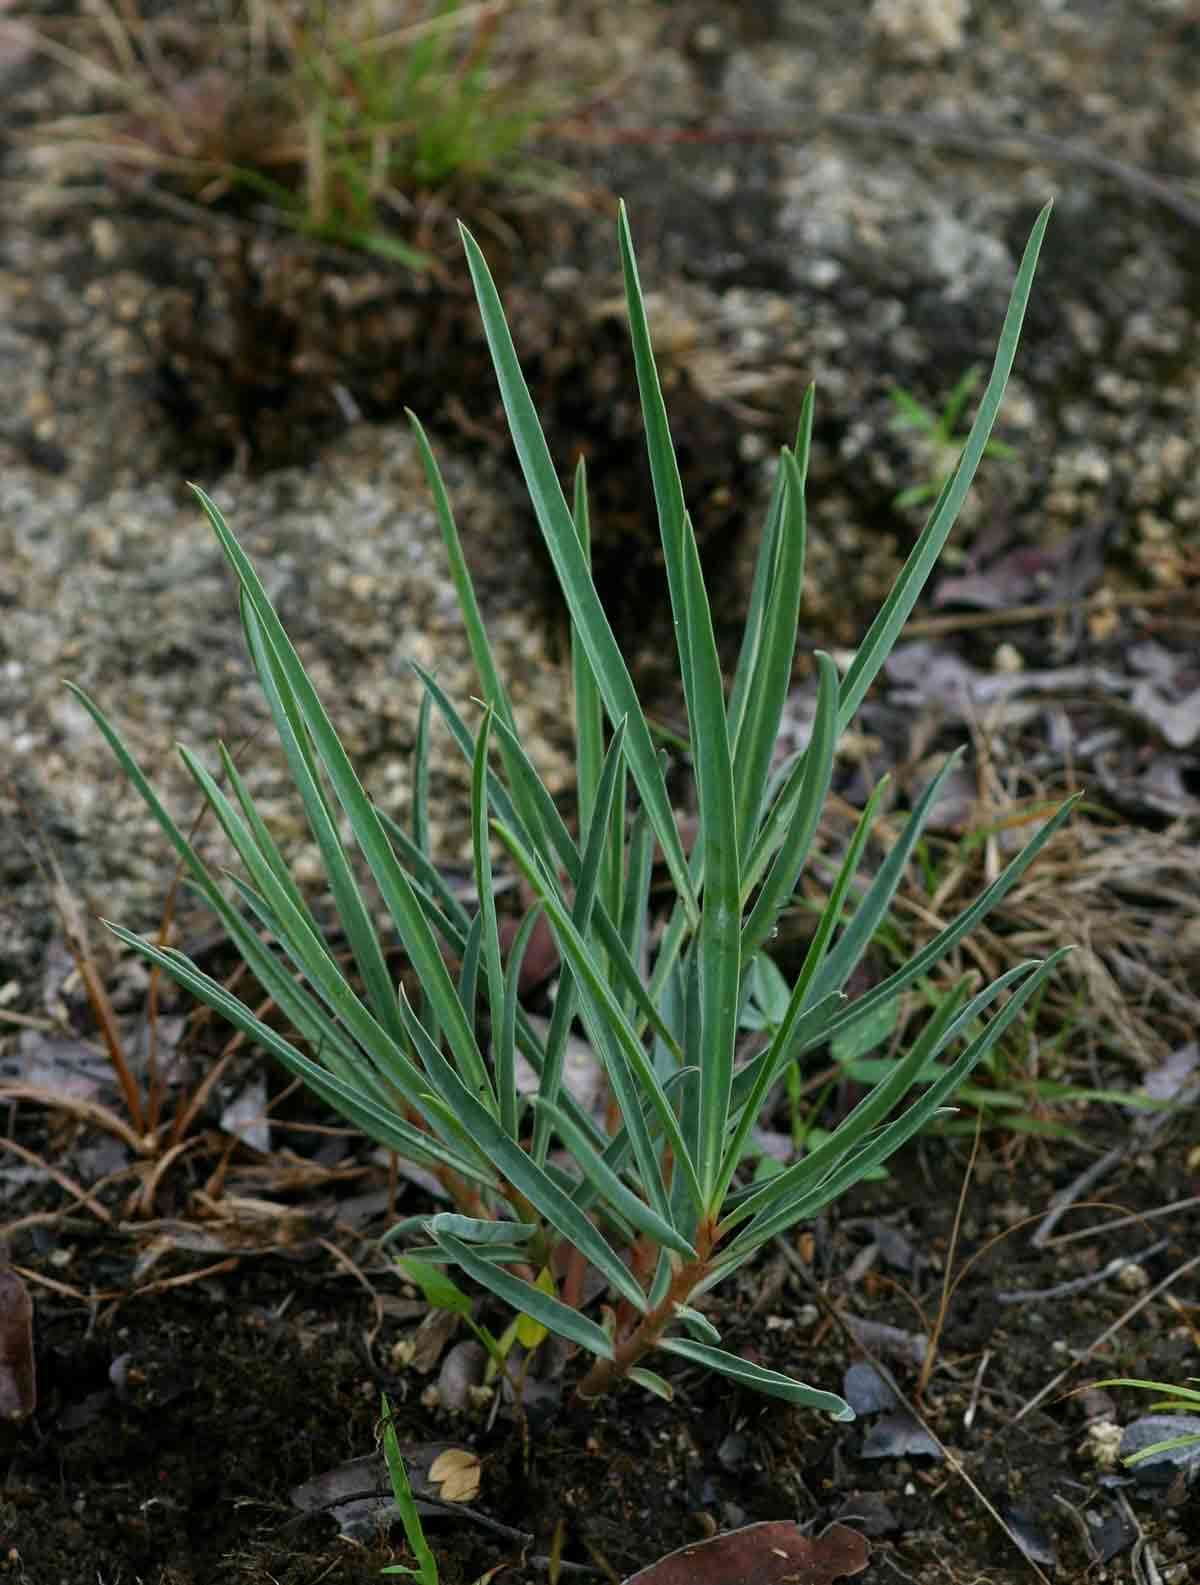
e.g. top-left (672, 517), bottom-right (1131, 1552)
top-left (889, 366), bottom-right (1019, 510)
top-left (21, 0), bottom-right (552, 262)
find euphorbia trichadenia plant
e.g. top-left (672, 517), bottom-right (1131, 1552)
top-left (73, 199), bottom-right (1073, 1417)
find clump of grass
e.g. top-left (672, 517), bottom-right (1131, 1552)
top-left (23, 0), bottom-right (549, 262)
top-left (889, 365), bottom-right (1019, 510)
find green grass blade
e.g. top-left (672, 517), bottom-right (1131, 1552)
top-left (498, 908), bottom-right (539, 1147)
top-left (486, 720), bottom-right (682, 1055)
top-left (410, 662), bottom-right (526, 843)
top-left (534, 1099), bottom-right (697, 1260)
top-left (837, 201), bottom-right (1051, 729)
top-left (408, 410), bottom-right (518, 735)
top-left (531, 718), bottom-right (628, 1165)
top-left (731, 447), bottom-right (808, 858)
top-left (396, 987), bottom-right (651, 1313)
top-left (788, 775), bottom-right (889, 1006)
top-left (786, 954), bottom-right (1071, 1223)
top-left (571, 456), bottom-right (605, 843)
top-left (219, 744), bottom-right (315, 936)
top-left (425, 1214), bottom-right (538, 1246)
top-left (189, 486), bottom-right (493, 1103)
top-left (727, 390), bottom-right (813, 746)
top-left (70, 677), bottom-right (481, 1162)
top-left (487, 712), bottom-right (580, 884)
top-left (726, 953), bottom-right (1070, 1255)
top-left (493, 816), bottom-right (703, 1216)
top-left (412, 688), bottom-right (432, 856)
top-left (616, 201), bottom-right (691, 713)
top-left (480, 716), bottom-right (673, 1052)
top-left (741, 649), bottom-right (839, 952)
top-left (457, 908), bottom-right (483, 1030)
top-left (374, 807), bottom-right (473, 939)
top-left (106, 925), bottom-right (489, 1182)
top-left (242, 599), bottom-right (404, 1042)
top-left (379, 1394), bottom-right (439, 1585)
top-left (807, 752), bottom-right (964, 1004)
top-left (888, 385), bottom-right (937, 433)
top-left (715, 989), bottom-right (846, 1204)
top-left (148, 740), bottom-right (437, 1123)
top-left (724, 978), bottom-right (971, 1237)
top-left (470, 707), bottom-right (508, 1123)
top-left (809, 794), bottom-right (1080, 1053)
top-left (457, 222), bottom-right (697, 924)
top-left (679, 507), bottom-right (741, 1204)
top-left (619, 805), bottom-right (653, 1006)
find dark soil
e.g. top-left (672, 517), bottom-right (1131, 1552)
top-left (2, 1101), bottom-right (1196, 1583)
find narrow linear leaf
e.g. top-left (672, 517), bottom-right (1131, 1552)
top-left (397, 988), bottom-right (651, 1314)
top-left (628, 1367), bottom-right (673, 1402)
top-left (741, 649), bottom-right (839, 951)
top-left (433, 1232), bottom-right (615, 1361)
top-left (189, 487), bottom-right (493, 1103)
top-left (493, 816), bottom-right (703, 1216)
top-left (534, 1098), bottom-right (697, 1261)
top-left (657, 1337), bottom-right (853, 1419)
top-left (810, 794), bottom-right (1080, 1053)
top-left (458, 220), bottom-right (697, 923)
top-left (680, 507), bottom-right (741, 1202)
top-left (408, 410), bottom-right (517, 735)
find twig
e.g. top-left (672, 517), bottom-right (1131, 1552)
top-left (1012, 1250), bottom-right (1200, 1426)
top-left (995, 1239), bottom-right (1168, 1304)
top-left (1045, 1195), bottom-right (1200, 1249)
top-left (1032, 1081), bottom-right (1198, 1247)
top-left (280, 1481), bottom-right (603, 1574)
top-left (916, 1112), bottom-right (982, 1401)
top-left (901, 587), bottom-right (1188, 639)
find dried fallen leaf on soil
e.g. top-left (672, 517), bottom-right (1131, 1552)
top-left (621, 1520), bottom-right (869, 1585)
top-left (0, 1267), bottom-right (35, 1418)
top-left (428, 1447), bottom-right (481, 1502)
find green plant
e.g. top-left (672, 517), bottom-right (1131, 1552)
top-left (271, 0), bottom-right (542, 253)
top-left (889, 364), bottom-right (1019, 509)
top-left (378, 1393), bottom-right (439, 1581)
top-left (1095, 1378), bottom-right (1200, 1465)
top-left (28, 0), bottom-right (545, 262)
top-left (70, 198), bottom-right (1074, 1419)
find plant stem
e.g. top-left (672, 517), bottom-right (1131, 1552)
top-left (573, 1221), bottom-right (716, 1402)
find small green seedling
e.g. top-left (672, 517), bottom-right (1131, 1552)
top-left (889, 365), bottom-right (1018, 509)
top-left (379, 1394), bottom-right (439, 1582)
top-left (1096, 1378), bottom-right (1200, 1465)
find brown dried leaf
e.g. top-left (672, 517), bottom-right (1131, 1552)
top-left (428, 1447), bottom-right (481, 1503)
top-left (622, 1520), bottom-right (869, 1585)
top-left (0, 1268), bottom-right (35, 1419)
